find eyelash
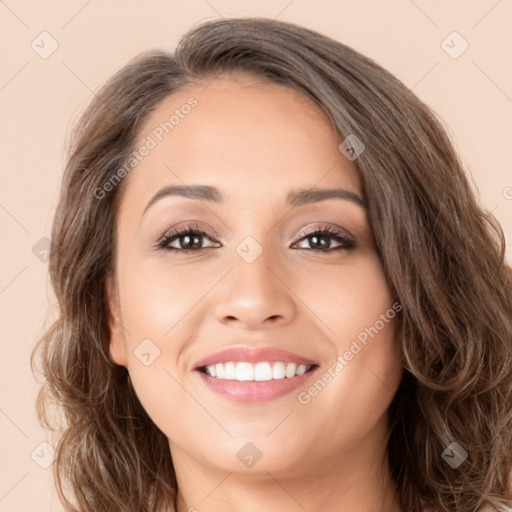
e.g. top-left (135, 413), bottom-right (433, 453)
top-left (156, 222), bottom-right (356, 254)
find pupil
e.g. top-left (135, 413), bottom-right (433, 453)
top-left (183, 234), bottom-right (201, 249)
top-left (311, 234), bottom-right (329, 249)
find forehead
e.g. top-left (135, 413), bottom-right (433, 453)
top-left (137, 72), bottom-right (334, 142)
top-left (122, 73), bottom-right (361, 211)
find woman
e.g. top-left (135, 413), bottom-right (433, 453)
top-left (31, 17), bottom-right (512, 512)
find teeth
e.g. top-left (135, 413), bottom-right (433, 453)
top-left (296, 364), bottom-right (306, 376)
top-left (254, 362), bottom-right (273, 381)
top-left (272, 362), bottom-right (286, 380)
top-left (285, 363), bottom-right (296, 378)
top-left (203, 362), bottom-right (313, 381)
top-left (224, 362), bottom-right (236, 380)
top-left (236, 362), bottom-right (254, 381)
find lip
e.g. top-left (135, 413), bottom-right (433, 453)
top-left (192, 346), bottom-right (317, 369)
top-left (192, 346), bottom-right (319, 403)
top-left (196, 368), bottom-right (318, 402)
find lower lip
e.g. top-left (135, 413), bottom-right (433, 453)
top-left (195, 368), bottom-right (318, 402)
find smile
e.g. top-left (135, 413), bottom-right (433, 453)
top-left (199, 361), bottom-right (315, 381)
top-left (193, 347), bottom-right (319, 402)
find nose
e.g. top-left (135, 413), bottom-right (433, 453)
top-left (214, 247), bottom-right (297, 330)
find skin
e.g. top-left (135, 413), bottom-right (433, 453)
top-left (106, 73), bottom-right (404, 512)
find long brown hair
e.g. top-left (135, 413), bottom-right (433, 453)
top-left (31, 17), bottom-right (512, 512)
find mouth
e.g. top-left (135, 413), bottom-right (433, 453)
top-left (197, 361), bottom-right (317, 381)
top-left (193, 347), bottom-right (319, 402)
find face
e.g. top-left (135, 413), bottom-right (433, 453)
top-left (106, 73), bottom-right (403, 479)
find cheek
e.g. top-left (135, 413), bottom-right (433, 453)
top-left (297, 250), bottom-right (396, 350)
top-left (296, 252), bottom-right (402, 428)
top-left (113, 258), bottom-right (219, 436)
top-left (117, 254), bottom-right (217, 338)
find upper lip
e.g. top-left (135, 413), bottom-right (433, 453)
top-left (192, 346), bottom-right (318, 370)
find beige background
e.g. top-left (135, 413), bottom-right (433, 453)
top-left (1, 1), bottom-right (511, 511)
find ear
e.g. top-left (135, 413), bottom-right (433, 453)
top-left (105, 274), bottom-right (127, 367)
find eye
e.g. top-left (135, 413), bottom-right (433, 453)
top-left (156, 223), bottom-right (356, 254)
top-left (291, 225), bottom-right (356, 252)
top-left (157, 223), bottom-right (220, 254)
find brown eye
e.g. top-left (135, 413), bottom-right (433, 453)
top-left (157, 223), bottom-right (356, 254)
top-left (157, 224), bottom-right (220, 253)
top-left (292, 226), bottom-right (356, 252)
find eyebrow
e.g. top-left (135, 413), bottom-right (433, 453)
top-left (142, 184), bottom-right (367, 216)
